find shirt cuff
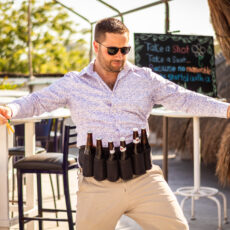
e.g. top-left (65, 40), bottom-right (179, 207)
top-left (6, 103), bottom-right (20, 118)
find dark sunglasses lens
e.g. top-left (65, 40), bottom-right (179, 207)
top-left (121, 47), bottom-right (131, 55)
top-left (107, 47), bottom-right (119, 55)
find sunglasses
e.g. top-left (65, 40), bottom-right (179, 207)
top-left (97, 41), bottom-right (131, 56)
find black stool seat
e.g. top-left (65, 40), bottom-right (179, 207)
top-left (9, 146), bottom-right (46, 156)
top-left (14, 153), bottom-right (78, 171)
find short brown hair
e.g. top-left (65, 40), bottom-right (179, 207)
top-left (94, 18), bottom-right (129, 42)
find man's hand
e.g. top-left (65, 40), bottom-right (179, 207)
top-left (0, 106), bottom-right (12, 125)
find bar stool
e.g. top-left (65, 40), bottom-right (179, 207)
top-left (14, 125), bottom-right (78, 230)
top-left (8, 120), bottom-right (52, 214)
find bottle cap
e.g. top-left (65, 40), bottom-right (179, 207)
top-left (120, 137), bottom-right (125, 141)
top-left (133, 128), bottom-right (138, 132)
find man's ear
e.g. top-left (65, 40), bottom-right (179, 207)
top-left (93, 41), bottom-right (99, 54)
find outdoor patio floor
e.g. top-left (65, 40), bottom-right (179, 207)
top-left (10, 147), bottom-right (230, 230)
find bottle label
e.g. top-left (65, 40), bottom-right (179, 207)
top-left (110, 149), bottom-right (115, 154)
top-left (120, 146), bottom-right (126, 152)
top-left (133, 137), bottom-right (140, 144)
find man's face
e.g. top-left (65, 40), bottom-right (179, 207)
top-left (94, 32), bottom-right (130, 73)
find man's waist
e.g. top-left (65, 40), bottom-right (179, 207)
top-left (79, 141), bottom-right (133, 152)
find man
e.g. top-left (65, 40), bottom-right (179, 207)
top-left (0, 18), bottom-right (229, 230)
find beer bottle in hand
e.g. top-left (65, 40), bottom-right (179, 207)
top-left (94, 137), bottom-right (106, 181)
top-left (107, 140), bottom-right (119, 181)
top-left (132, 128), bottom-right (145, 175)
top-left (83, 131), bottom-right (94, 177)
top-left (141, 128), bottom-right (152, 170)
top-left (119, 137), bottom-right (133, 180)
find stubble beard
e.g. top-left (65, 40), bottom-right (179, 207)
top-left (99, 52), bottom-right (125, 73)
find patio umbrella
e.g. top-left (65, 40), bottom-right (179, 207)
top-left (208, 0), bottom-right (230, 64)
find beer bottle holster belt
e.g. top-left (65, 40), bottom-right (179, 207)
top-left (79, 142), bottom-right (152, 182)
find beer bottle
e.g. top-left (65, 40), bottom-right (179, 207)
top-left (84, 131), bottom-right (93, 155)
top-left (120, 137), bottom-right (128, 160)
top-left (108, 141), bottom-right (116, 161)
top-left (95, 138), bottom-right (103, 159)
top-left (94, 137), bottom-right (106, 181)
top-left (133, 128), bottom-right (141, 154)
top-left (106, 140), bottom-right (119, 182)
top-left (83, 131), bottom-right (94, 177)
top-left (141, 128), bottom-right (152, 170)
top-left (119, 137), bottom-right (133, 180)
top-left (132, 128), bottom-right (145, 175)
top-left (141, 128), bottom-right (150, 150)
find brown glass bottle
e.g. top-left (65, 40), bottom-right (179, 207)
top-left (95, 138), bottom-right (103, 159)
top-left (84, 132), bottom-right (93, 155)
top-left (141, 128), bottom-right (152, 170)
top-left (120, 137), bottom-right (128, 160)
top-left (108, 141), bottom-right (116, 161)
top-left (132, 128), bottom-right (146, 175)
top-left (119, 137), bottom-right (133, 180)
top-left (83, 131), bottom-right (94, 177)
top-left (141, 128), bottom-right (150, 150)
top-left (133, 128), bottom-right (141, 154)
top-left (93, 137), bottom-right (106, 181)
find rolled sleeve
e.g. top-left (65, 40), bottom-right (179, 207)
top-left (149, 70), bottom-right (229, 118)
top-left (7, 74), bottom-right (72, 119)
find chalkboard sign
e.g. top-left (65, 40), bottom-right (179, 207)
top-left (134, 33), bottom-right (217, 97)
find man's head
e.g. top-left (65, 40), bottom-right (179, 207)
top-left (93, 18), bottom-right (130, 73)
top-left (94, 17), bottom-right (129, 43)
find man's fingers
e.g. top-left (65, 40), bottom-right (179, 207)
top-left (0, 114), bottom-right (8, 125)
top-left (0, 106), bottom-right (12, 120)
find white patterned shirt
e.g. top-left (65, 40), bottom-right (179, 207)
top-left (8, 61), bottom-right (229, 147)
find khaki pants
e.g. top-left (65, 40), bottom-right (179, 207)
top-left (76, 164), bottom-right (189, 230)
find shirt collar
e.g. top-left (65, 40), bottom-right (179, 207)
top-left (79, 59), bottom-right (136, 77)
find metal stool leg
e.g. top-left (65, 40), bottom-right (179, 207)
top-left (218, 192), bottom-right (228, 224)
top-left (56, 174), bottom-right (61, 199)
top-left (208, 196), bottom-right (222, 230)
top-left (49, 174), bottom-right (59, 226)
top-left (63, 172), bottom-right (74, 230)
top-left (37, 173), bottom-right (43, 230)
top-left (180, 196), bottom-right (190, 211)
top-left (11, 159), bottom-right (15, 218)
top-left (191, 196), bottom-right (196, 220)
top-left (17, 170), bottom-right (24, 230)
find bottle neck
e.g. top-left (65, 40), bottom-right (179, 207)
top-left (86, 133), bottom-right (93, 148)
